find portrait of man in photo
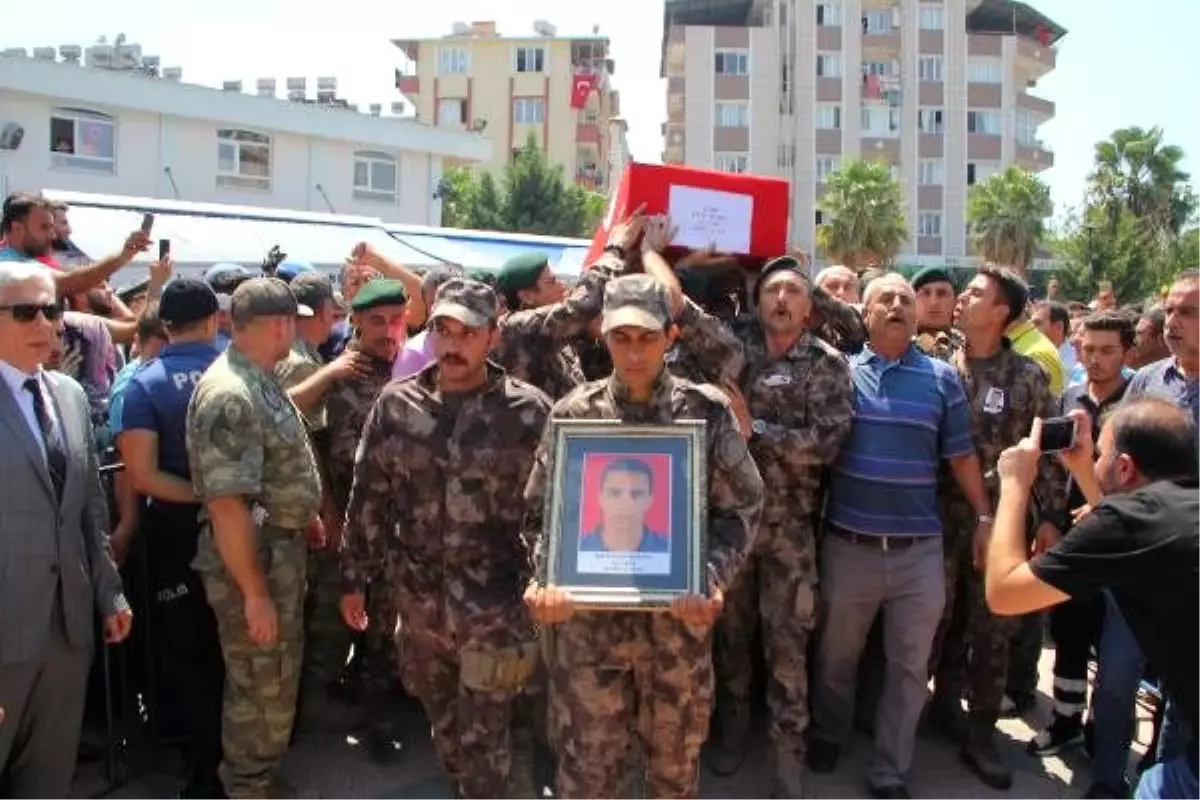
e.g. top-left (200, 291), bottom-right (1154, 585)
top-left (579, 456), bottom-right (671, 555)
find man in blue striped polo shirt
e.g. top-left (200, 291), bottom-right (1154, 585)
top-left (808, 273), bottom-right (992, 799)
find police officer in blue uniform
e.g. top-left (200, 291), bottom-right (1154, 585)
top-left (117, 277), bottom-right (225, 798)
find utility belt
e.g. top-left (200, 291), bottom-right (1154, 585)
top-left (458, 637), bottom-right (540, 693)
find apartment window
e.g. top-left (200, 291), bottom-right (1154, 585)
top-left (968, 109), bottom-right (1001, 135)
top-left (352, 150), bottom-right (397, 203)
top-left (715, 49), bottom-right (749, 75)
top-left (715, 153), bottom-right (749, 174)
top-left (918, 159), bottom-right (944, 185)
top-left (918, 212), bottom-right (942, 237)
top-left (816, 1), bottom-right (842, 26)
top-left (919, 107), bottom-right (945, 134)
top-left (816, 104), bottom-right (841, 130)
top-left (919, 4), bottom-right (944, 29)
top-left (816, 53), bottom-right (842, 78)
top-left (862, 60), bottom-right (892, 77)
top-left (514, 46), bottom-right (546, 73)
top-left (816, 156), bottom-right (840, 182)
top-left (513, 98), bottom-right (545, 125)
top-left (437, 98), bottom-right (467, 126)
top-left (861, 105), bottom-right (900, 134)
top-left (919, 55), bottom-right (943, 82)
top-left (1016, 109), bottom-right (1038, 145)
top-left (50, 108), bottom-right (116, 173)
top-left (968, 161), bottom-right (1001, 185)
top-left (862, 10), bottom-right (895, 34)
top-left (715, 102), bottom-right (750, 128)
top-left (216, 129), bottom-right (271, 190)
top-left (437, 46), bottom-right (469, 75)
top-left (967, 58), bottom-right (1003, 84)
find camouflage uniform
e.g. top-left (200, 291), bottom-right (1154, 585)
top-left (664, 297), bottom-right (746, 385)
top-left (341, 280), bottom-right (552, 799)
top-left (494, 253), bottom-right (623, 399)
top-left (324, 353), bottom-right (399, 725)
top-left (272, 340), bottom-right (346, 705)
top-left (187, 344), bottom-right (322, 799)
top-left (914, 328), bottom-right (971, 678)
top-left (713, 322), bottom-right (853, 790)
top-left (932, 340), bottom-right (1066, 743)
top-left (525, 276), bottom-right (765, 799)
top-left (808, 283), bottom-right (868, 355)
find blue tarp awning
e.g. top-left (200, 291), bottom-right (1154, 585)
top-left (62, 204), bottom-right (440, 280)
top-left (388, 232), bottom-right (592, 277)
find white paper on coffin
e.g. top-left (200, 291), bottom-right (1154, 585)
top-left (667, 185), bottom-right (753, 254)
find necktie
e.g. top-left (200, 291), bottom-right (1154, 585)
top-left (24, 377), bottom-right (66, 501)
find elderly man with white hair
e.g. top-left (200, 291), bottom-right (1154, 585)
top-left (815, 264), bottom-right (862, 306)
top-left (807, 273), bottom-right (991, 799)
top-left (0, 261), bottom-right (132, 796)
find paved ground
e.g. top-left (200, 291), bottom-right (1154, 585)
top-left (72, 649), bottom-right (1153, 799)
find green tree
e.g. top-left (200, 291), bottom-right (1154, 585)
top-left (1049, 205), bottom-right (1180, 304)
top-left (1090, 126), bottom-right (1195, 244)
top-left (439, 133), bottom-right (606, 238)
top-left (816, 159), bottom-right (908, 269)
top-left (967, 166), bottom-right (1053, 276)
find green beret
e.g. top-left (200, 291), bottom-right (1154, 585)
top-left (911, 266), bottom-right (953, 292)
top-left (496, 251), bottom-right (549, 301)
top-left (467, 268), bottom-right (497, 286)
top-left (350, 278), bottom-right (408, 312)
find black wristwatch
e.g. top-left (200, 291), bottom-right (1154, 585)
top-left (603, 244), bottom-right (626, 259)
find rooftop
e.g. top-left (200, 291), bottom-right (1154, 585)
top-left (393, 20), bottom-right (610, 61)
top-left (658, 0), bottom-right (1065, 75)
top-left (0, 53), bottom-right (492, 162)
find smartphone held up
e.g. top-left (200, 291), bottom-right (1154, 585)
top-left (1038, 416), bottom-right (1078, 453)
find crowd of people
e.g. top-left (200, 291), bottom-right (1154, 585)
top-left (0, 190), bottom-right (1195, 800)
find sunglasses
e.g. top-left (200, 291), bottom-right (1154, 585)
top-left (0, 303), bottom-right (65, 323)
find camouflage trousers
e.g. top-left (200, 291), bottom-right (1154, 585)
top-left (714, 528), bottom-right (818, 756)
top-left (301, 546), bottom-right (350, 691)
top-left (359, 577), bottom-right (401, 729)
top-left (551, 614), bottom-right (713, 799)
top-left (932, 519), bottom-right (1019, 738)
top-left (400, 628), bottom-right (515, 799)
top-left (196, 527), bottom-right (306, 799)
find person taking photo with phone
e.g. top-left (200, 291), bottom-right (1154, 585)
top-left (985, 399), bottom-right (1199, 800)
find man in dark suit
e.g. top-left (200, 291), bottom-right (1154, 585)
top-left (0, 260), bottom-right (132, 797)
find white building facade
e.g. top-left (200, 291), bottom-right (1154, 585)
top-left (0, 54), bottom-right (493, 225)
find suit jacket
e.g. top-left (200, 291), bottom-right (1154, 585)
top-left (0, 368), bottom-right (126, 666)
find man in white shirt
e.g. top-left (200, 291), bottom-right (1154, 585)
top-left (0, 260), bottom-right (132, 796)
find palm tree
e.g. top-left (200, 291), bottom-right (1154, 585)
top-left (967, 166), bottom-right (1053, 276)
top-left (816, 159), bottom-right (907, 269)
top-left (1090, 126), bottom-right (1194, 243)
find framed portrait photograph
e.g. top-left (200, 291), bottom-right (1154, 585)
top-left (541, 420), bottom-right (708, 610)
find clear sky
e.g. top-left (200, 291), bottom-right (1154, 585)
top-left (4, 0), bottom-right (1197, 220)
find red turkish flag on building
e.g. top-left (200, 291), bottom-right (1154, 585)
top-left (864, 73), bottom-right (880, 99)
top-left (1034, 24), bottom-right (1051, 46)
top-left (570, 72), bottom-right (600, 109)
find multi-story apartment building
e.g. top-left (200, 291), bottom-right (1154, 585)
top-left (0, 42), bottom-right (489, 225)
top-left (661, 0), bottom-right (1064, 267)
top-left (394, 20), bottom-right (631, 195)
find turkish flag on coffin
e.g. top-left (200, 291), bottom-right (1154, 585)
top-left (584, 162), bottom-right (791, 268)
top-left (570, 72), bottom-right (600, 109)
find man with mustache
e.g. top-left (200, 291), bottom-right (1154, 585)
top-left (340, 279), bottom-right (551, 798)
top-left (808, 273), bottom-right (990, 799)
top-left (322, 279), bottom-right (411, 760)
top-left (708, 256), bottom-right (854, 797)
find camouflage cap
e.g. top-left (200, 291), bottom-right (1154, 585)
top-left (230, 277), bottom-right (306, 325)
top-left (601, 274), bottom-right (672, 334)
top-left (430, 278), bottom-right (497, 328)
